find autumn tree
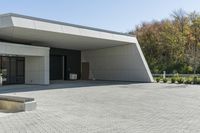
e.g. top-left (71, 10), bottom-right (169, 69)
top-left (188, 12), bottom-right (200, 73)
top-left (131, 9), bottom-right (200, 74)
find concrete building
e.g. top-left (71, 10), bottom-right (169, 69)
top-left (0, 13), bottom-right (153, 85)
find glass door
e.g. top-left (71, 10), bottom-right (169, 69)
top-left (2, 57), bottom-right (10, 84)
top-left (10, 57), bottom-right (17, 83)
top-left (0, 56), bottom-right (25, 85)
top-left (16, 58), bottom-right (25, 84)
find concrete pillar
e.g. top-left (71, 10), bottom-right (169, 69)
top-left (25, 56), bottom-right (49, 85)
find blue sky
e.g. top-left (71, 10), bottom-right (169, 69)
top-left (0, 0), bottom-right (199, 32)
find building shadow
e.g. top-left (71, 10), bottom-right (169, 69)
top-left (0, 80), bottom-right (142, 94)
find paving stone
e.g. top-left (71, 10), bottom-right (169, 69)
top-left (0, 81), bottom-right (199, 133)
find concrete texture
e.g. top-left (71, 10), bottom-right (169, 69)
top-left (0, 81), bottom-right (200, 133)
top-left (0, 13), bottom-right (153, 83)
top-left (0, 13), bottom-right (136, 50)
top-left (25, 56), bottom-right (49, 85)
top-left (0, 41), bottom-right (50, 85)
top-left (82, 44), bottom-right (153, 82)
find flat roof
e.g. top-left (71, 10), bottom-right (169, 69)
top-left (0, 13), bottom-right (137, 50)
top-left (0, 13), bottom-right (134, 37)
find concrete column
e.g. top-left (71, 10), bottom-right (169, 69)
top-left (25, 55), bottom-right (49, 85)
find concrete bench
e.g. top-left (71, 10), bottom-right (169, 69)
top-left (0, 95), bottom-right (36, 113)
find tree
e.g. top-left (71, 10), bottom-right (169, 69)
top-left (131, 10), bottom-right (200, 74)
top-left (188, 12), bottom-right (200, 74)
top-left (171, 9), bottom-right (189, 34)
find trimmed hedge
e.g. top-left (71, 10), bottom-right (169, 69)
top-left (155, 75), bottom-right (200, 85)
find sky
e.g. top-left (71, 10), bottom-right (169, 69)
top-left (0, 0), bottom-right (199, 32)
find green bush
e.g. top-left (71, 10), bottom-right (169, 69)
top-left (177, 77), bottom-right (184, 84)
top-left (156, 77), bottom-right (161, 83)
top-left (187, 66), bottom-right (193, 74)
top-left (184, 78), bottom-right (192, 84)
top-left (197, 79), bottom-right (200, 84)
top-left (193, 76), bottom-right (198, 84)
top-left (197, 66), bottom-right (200, 74)
top-left (171, 77), bottom-right (176, 83)
top-left (181, 65), bottom-right (193, 74)
top-left (163, 78), bottom-right (168, 83)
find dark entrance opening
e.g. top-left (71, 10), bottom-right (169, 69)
top-left (0, 56), bottom-right (25, 85)
top-left (50, 48), bottom-right (81, 80)
top-left (50, 55), bottom-right (63, 80)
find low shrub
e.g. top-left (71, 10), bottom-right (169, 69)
top-left (177, 77), bottom-right (184, 84)
top-left (184, 78), bottom-right (192, 84)
top-left (193, 76), bottom-right (198, 84)
top-left (194, 78), bottom-right (200, 84)
top-left (171, 77), bottom-right (176, 83)
top-left (156, 77), bottom-right (161, 83)
top-left (163, 78), bottom-right (168, 83)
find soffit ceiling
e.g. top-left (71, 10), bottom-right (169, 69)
top-left (0, 13), bottom-right (136, 50)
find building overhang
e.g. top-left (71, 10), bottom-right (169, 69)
top-left (0, 13), bottom-right (136, 50)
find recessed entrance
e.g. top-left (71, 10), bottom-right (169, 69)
top-left (50, 55), bottom-right (63, 80)
top-left (0, 56), bottom-right (25, 85)
top-left (50, 48), bottom-right (81, 81)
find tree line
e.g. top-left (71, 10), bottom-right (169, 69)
top-left (130, 9), bottom-right (200, 74)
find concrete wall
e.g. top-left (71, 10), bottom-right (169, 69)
top-left (25, 56), bottom-right (49, 85)
top-left (0, 41), bottom-right (50, 85)
top-left (0, 15), bottom-right (13, 28)
top-left (81, 43), bottom-right (153, 82)
top-left (10, 15), bottom-right (135, 43)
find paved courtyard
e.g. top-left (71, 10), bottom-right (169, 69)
top-left (0, 81), bottom-right (200, 133)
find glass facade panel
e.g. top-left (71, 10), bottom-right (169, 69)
top-left (16, 58), bottom-right (25, 84)
top-left (2, 57), bottom-right (9, 84)
top-left (0, 56), bottom-right (25, 85)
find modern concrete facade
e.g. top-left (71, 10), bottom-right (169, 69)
top-left (0, 13), bottom-right (153, 85)
top-left (82, 43), bottom-right (152, 82)
top-left (0, 42), bottom-right (49, 85)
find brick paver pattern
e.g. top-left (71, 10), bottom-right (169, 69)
top-left (0, 81), bottom-right (200, 133)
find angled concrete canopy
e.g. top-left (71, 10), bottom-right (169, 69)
top-left (0, 13), bottom-right (135, 50)
top-left (0, 13), bottom-right (153, 84)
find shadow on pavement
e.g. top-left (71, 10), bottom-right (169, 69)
top-left (0, 80), bottom-right (140, 94)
